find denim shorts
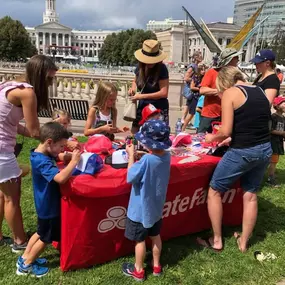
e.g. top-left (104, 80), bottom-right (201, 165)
top-left (210, 142), bottom-right (272, 193)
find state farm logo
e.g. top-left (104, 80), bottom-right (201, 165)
top-left (97, 206), bottom-right (127, 233)
top-left (97, 188), bottom-right (239, 233)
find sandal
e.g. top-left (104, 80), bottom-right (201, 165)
top-left (196, 237), bottom-right (223, 253)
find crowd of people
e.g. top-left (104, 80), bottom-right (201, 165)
top-left (0, 39), bottom-right (283, 280)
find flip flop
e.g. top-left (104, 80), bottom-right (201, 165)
top-left (196, 237), bottom-right (223, 253)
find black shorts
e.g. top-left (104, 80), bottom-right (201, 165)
top-left (124, 218), bottom-right (162, 242)
top-left (37, 217), bottom-right (61, 244)
top-left (198, 116), bottom-right (221, 133)
top-left (186, 97), bottom-right (198, 115)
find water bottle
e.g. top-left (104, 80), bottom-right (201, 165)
top-left (175, 118), bottom-right (183, 135)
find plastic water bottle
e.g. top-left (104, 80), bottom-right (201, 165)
top-left (175, 118), bottom-right (183, 135)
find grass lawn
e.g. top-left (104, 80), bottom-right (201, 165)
top-left (1, 138), bottom-right (285, 285)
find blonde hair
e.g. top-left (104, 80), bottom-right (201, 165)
top-left (92, 81), bottom-right (118, 118)
top-left (216, 66), bottom-right (245, 93)
top-left (52, 109), bottom-right (71, 120)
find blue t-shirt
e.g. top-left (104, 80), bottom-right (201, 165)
top-left (127, 152), bottom-right (171, 228)
top-left (30, 150), bottom-right (60, 219)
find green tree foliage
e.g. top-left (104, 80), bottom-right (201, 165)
top-left (270, 25), bottom-right (285, 65)
top-left (0, 16), bottom-right (37, 61)
top-left (99, 29), bottom-right (157, 65)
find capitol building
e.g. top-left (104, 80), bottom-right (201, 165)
top-left (25, 0), bottom-right (116, 62)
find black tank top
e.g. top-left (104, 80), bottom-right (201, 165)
top-left (231, 85), bottom-right (271, 149)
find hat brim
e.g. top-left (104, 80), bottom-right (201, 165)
top-left (105, 155), bottom-right (128, 169)
top-left (216, 51), bottom-right (243, 68)
top-left (134, 49), bottom-right (167, 64)
top-left (250, 56), bottom-right (266, 64)
top-left (139, 110), bottom-right (161, 125)
top-left (135, 132), bottom-right (172, 150)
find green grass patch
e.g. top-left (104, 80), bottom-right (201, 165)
top-left (1, 138), bottom-right (285, 284)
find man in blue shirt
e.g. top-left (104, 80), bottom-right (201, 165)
top-left (122, 120), bottom-right (172, 282)
top-left (16, 122), bottom-right (81, 278)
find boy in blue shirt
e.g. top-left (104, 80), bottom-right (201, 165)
top-left (122, 120), bottom-right (172, 282)
top-left (16, 122), bottom-right (81, 278)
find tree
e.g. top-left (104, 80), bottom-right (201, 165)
top-left (0, 16), bottom-right (37, 61)
top-left (99, 29), bottom-right (157, 66)
top-left (270, 22), bottom-right (285, 65)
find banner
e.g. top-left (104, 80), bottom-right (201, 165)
top-left (182, 6), bottom-right (221, 53)
top-left (227, 4), bottom-right (264, 50)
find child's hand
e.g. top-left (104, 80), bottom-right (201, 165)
top-left (102, 124), bottom-right (117, 134)
top-left (66, 140), bottom-right (81, 151)
top-left (71, 149), bottom-right (81, 164)
top-left (126, 144), bottom-right (135, 156)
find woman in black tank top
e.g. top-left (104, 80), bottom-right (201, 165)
top-left (197, 66), bottom-right (272, 253)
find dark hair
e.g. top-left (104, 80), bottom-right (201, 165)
top-left (16, 55), bottom-right (58, 111)
top-left (39, 122), bottom-right (70, 143)
top-left (137, 62), bottom-right (162, 89)
top-left (276, 68), bottom-right (281, 73)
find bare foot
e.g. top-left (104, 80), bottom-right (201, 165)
top-left (196, 237), bottom-right (223, 252)
top-left (234, 232), bottom-right (247, 253)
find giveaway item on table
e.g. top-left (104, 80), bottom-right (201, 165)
top-left (73, 152), bottom-right (103, 176)
top-left (178, 155), bottom-right (201, 164)
top-left (85, 134), bottom-right (113, 154)
top-left (211, 121), bottom-right (222, 135)
top-left (171, 132), bottom-right (192, 148)
top-left (105, 149), bottom-right (129, 169)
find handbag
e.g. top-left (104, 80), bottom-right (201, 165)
top-left (123, 102), bottom-right (137, 122)
top-left (182, 83), bottom-right (194, 100)
top-left (123, 77), bottom-right (149, 122)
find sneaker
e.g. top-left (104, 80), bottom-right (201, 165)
top-left (0, 236), bottom-right (13, 246)
top-left (16, 256), bottom-right (48, 268)
top-left (16, 263), bottom-right (49, 278)
top-left (122, 262), bottom-right (145, 282)
top-left (153, 265), bottom-right (162, 276)
top-left (147, 260), bottom-right (163, 276)
top-left (11, 242), bottom-right (28, 253)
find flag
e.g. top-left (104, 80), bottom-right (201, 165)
top-left (200, 18), bottom-right (222, 53)
top-left (227, 4), bottom-right (264, 50)
top-left (182, 6), bottom-right (221, 53)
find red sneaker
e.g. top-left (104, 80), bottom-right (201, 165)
top-left (153, 265), bottom-right (162, 276)
top-left (122, 262), bottom-right (145, 282)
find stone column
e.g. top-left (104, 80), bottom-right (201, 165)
top-left (43, 33), bottom-right (46, 55)
top-left (69, 34), bottom-right (71, 47)
top-left (35, 33), bottom-right (40, 51)
top-left (49, 33), bottom-right (52, 46)
top-left (56, 33), bottom-right (59, 47)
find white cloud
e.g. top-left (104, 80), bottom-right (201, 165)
top-left (0, 0), bottom-right (235, 30)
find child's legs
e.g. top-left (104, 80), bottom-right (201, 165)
top-left (182, 105), bottom-right (188, 121)
top-left (22, 233), bottom-right (40, 258)
top-left (24, 239), bottom-right (46, 265)
top-left (0, 179), bottom-right (26, 244)
top-left (135, 241), bottom-right (146, 272)
top-left (149, 235), bottom-right (162, 267)
top-left (148, 219), bottom-right (163, 267)
top-left (268, 154), bottom-right (279, 177)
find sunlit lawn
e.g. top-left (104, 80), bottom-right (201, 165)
top-left (1, 137), bottom-right (285, 285)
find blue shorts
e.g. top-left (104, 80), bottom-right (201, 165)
top-left (210, 142), bottom-right (272, 193)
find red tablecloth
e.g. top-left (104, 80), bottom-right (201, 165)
top-left (59, 155), bottom-right (243, 271)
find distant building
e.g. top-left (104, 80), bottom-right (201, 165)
top-left (155, 22), bottom-right (253, 64)
top-left (146, 18), bottom-right (191, 32)
top-left (233, 0), bottom-right (285, 40)
top-left (25, 0), bottom-right (117, 62)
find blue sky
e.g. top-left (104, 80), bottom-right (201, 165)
top-left (0, 0), bottom-right (235, 30)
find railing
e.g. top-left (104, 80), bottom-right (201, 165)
top-left (0, 68), bottom-right (185, 110)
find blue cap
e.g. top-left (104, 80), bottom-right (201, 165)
top-left (250, 49), bottom-right (276, 64)
top-left (135, 119), bottom-right (172, 150)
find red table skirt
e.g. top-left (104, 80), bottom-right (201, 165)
top-left (58, 155), bottom-right (243, 271)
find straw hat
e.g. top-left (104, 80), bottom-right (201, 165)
top-left (216, 48), bottom-right (243, 68)
top-left (134, 40), bottom-right (167, 64)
